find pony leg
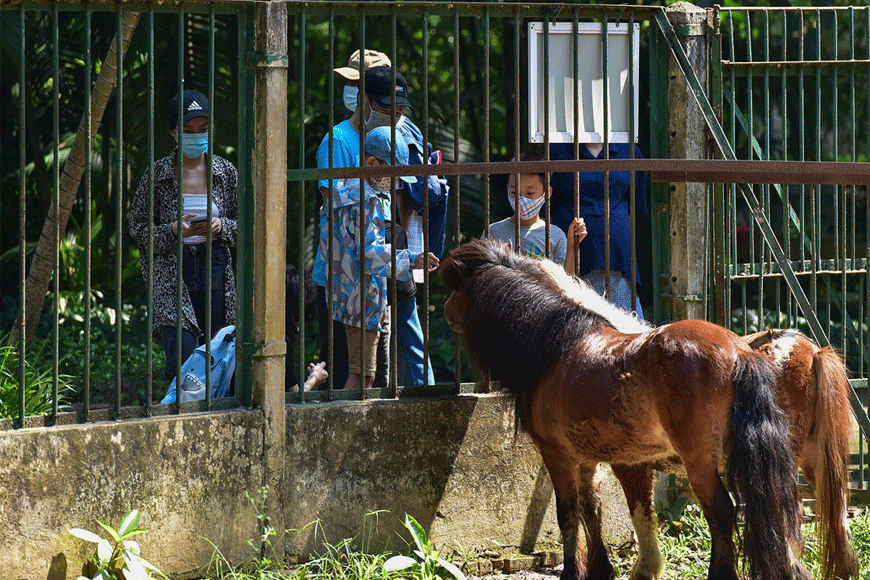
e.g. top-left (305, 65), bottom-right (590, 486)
top-left (539, 448), bottom-right (585, 580)
top-left (682, 463), bottom-right (738, 580)
top-left (611, 463), bottom-right (663, 580)
top-left (577, 463), bottom-right (614, 580)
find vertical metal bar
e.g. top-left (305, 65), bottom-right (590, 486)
top-left (780, 9), bottom-right (790, 327)
top-left (629, 17), bottom-right (637, 315)
top-left (326, 8), bottom-right (334, 396)
top-left (390, 7), bottom-right (397, 396)
top-left (543, 12), bottom-right (550, 260)
top-left (237, 8), bottom-right (255, 407)
top-left (759, 10), bottom-right (769, 325)
top-left (358, 15), bottom-right (365, 397)
top-left (205, 6), bottom-right (215, 408)
top-left (297, 8), bottom-right (307, 401)
top-left (453, 7), bottom-right (461, 393)
top-left (572, 13), bottom-right (580, 277)
top-left (85, 6), bottom-right (93, 419)
top-left (423, 9), bottom-right (432, 387)
top-left (52, 3), bottom-right (60, 417)
top-left (602, 16), bottom-right (610, 298)
top-left (483, 9), bottom-right (490, 240)
top-left (114, 8), bottom-right (124, 418)
top-left (145, 7), bottom-right (154, 413)
top-left (513, 9), bottom-right (520, 252)
top-left (17, 5), bottom-right (26, 426)
top-left (175, 10), bottom-right (185, 410)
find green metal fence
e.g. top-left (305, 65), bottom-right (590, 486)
top-left (285, 1), bottom-right (663, 402)
top-left (0, 1), bottom-right (255, 428)
top-left (713, 6), bottom-right (870, 491)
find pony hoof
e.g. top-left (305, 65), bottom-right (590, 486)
top-left (790, 562), bottom-right (812, 580)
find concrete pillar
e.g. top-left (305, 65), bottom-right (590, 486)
top-left (252, 0), bottom-right (288, 550)
top-left (666, 3), bottom-right (710, 321)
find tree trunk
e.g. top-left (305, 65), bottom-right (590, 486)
top-left (9, 10), bottom-right (141, 347)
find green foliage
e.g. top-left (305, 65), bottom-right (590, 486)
top-left (383, 514), bottom-right (466, 580)
top-left (69, 510), bottom-right (166, 580)
top-left (0, 333), bottom-right (74, 419)
top-left (297, 512), bottom-right (394, 580)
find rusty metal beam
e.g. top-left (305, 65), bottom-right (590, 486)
top-left (288, 158), bottom-right (870, 186)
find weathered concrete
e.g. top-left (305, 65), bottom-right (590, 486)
top-left (0, 396), bottom-right (634, 579)
top-left (0, 410), bottom-right (265, 580)
top-left (284, 395), bottom-right (633, 555)
top-left (666, 3), bottom-right (710, 321)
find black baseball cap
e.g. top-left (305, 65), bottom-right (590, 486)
top-left (364, 67), bottom-right (412, 110)
top-left (167, 89), bottom-right (209, 128)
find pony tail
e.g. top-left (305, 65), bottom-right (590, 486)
top-left (726, 352), bottom-right (803, 580)
top-left (811, 347), bottom-right (858, 580)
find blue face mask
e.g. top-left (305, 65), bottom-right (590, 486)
top-left (343, 86), bottom-right (359, 112)
top-left (178, 132), bottom-right (209, 158)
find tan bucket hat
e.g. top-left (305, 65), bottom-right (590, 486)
top-left (334, 49), bottom-right (391, 80)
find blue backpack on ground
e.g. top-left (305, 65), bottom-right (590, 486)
top-left (161, 325), bottom-right (236, 404)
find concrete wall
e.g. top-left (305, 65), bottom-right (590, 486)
top-left (0, 395), bottom-right (633, 580)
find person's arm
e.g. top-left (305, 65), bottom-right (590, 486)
top-left (396, 185), bottom-right (412, 229)
top-left (129, 168), bottom-right (180, 256)
top-left (364, 198), bottom-right (414, 281)
top-left (564, 217), bottom-right (587, 276)
top-left (215, 158), bottom-right (238, 246)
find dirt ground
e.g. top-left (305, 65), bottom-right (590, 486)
top-left (469, 565), bottom-right (562, 580)
top-left (470, 571), bottom-right (559, 580)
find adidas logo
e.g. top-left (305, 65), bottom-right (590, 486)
top-left (188, 100), bottom-right (203, 111)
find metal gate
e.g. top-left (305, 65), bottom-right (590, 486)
top-left (705, 7), bottom-right (870, 494)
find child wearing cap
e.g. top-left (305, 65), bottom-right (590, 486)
top-left (319, 126), bottom-right (439, 391)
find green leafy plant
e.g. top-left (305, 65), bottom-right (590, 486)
top-left (383, 514), bottom-right (466, 580)
top-left (69, 510), bottom-right (165, 580)
top-left (0, 333), bottom-right (74, 418)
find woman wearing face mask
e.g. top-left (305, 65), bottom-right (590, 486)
top-left (129, 89), bottom-right (238, 387)
top-left (484, 152), bottom-right (586, 275)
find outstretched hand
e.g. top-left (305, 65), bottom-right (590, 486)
top-left (413, 252), bottom-right (440, 272)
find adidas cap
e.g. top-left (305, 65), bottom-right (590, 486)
top-left (167, 89), bottom-right (210, 128)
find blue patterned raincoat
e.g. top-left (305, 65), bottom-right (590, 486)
top-left (319, 178), bottom-right (414, 332)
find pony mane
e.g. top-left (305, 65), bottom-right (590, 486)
top-left (445, 239), bottom-right (614, 430)
top-left (537, 260), bottom-right (652, 334)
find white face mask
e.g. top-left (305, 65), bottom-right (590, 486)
top-left (343, 86), bottom-right (358, 112)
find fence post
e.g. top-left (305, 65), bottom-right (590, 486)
top-left (666, 4), bottom-right (711, 321)
top-left (252, 0), bottom-right (288, 549)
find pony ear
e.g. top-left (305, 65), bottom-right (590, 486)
top-left (438, 257), bottom-right (468, 291)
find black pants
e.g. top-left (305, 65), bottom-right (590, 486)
top-left (316, 285), bottom-right (388, 388)
top-left (162, 244), bottom-right (227, 383)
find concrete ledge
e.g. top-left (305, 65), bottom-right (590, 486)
top-left (0, 410), bottom-right (265, 580)
top-left (0, 395), bottom-right (634, 579)
top-left (284, 394), bottom-right (632, 555)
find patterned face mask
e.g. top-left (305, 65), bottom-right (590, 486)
top-left (508, 192), bottom-right (546, 220)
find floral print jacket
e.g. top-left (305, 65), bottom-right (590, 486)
top-left (129, 152), bottom-right (238, 338)
top-left (319, 178), bottom-right (413, 332)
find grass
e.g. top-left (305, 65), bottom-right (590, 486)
top-left (198, 503), bottom-right (870, 580)
top-left (612, 504), bottom-right (870, 580)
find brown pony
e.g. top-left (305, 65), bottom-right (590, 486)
top-left (744, 329), bottom-right (858, 580)
top-left (440, 239), bottom-right (808, 580)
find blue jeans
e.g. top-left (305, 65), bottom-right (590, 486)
top-left (396, 295), bottom-right (435, 386)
